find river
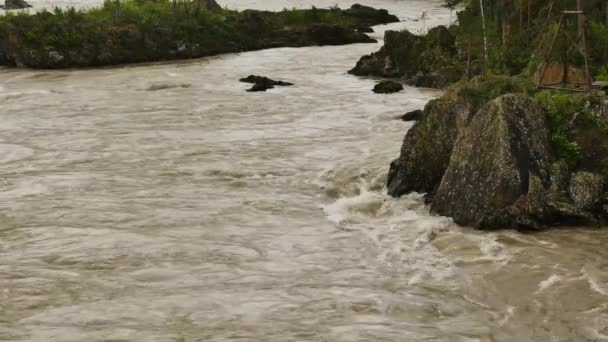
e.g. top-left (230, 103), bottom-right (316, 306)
top-left (1, 1), bottom-right (608, 341)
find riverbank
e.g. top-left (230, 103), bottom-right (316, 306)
top-left (0, 1), bottom-right (398, 68)
top-left (364, 0), bottom-right (608, 230)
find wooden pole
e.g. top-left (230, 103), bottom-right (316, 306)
top-left (577, 0), bottom-right (585, 45)
top-left (580, 12), bottom-right (593, 91)
top-left (538, 14), bottom-right (564, 88)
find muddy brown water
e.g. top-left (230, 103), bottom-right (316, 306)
top-left (1, 1), bottom-right (608, 341)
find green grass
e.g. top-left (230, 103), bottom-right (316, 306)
top-left (0, 0), bottom-right (359, 67)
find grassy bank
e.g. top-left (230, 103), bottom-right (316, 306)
top-left (0, 1), bottom-right (397, 68)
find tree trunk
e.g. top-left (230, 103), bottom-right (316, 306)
top-left (480, 0), bottom-right (489, 77)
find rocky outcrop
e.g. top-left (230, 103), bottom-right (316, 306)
top-left (373, 80), bottom-right (403, 94)
top-left (388, 98), bottom-right (473, 197)
top-left (349, 26), bottom-right (461, 88)
top-left (240, 75), bottom-right (293, 92)
top-left (343, 4), bottom-right (399, 27)
top-left (430, 95), bottom-right (551, 229)
top-left (388, 83), bottom-right (608, 230)
top-left (4, 0), bottom-right (32, 9)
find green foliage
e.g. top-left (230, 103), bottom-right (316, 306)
top-left (533, 91), bottom-right (598, 167)
top-left (595, 66), bottom-right (608, 82)
top-left (0, 1), bottom-right (359, 67)
top-left (267, 7), bottom-right (353, 28)
top-left (452, 75), bottom-right (536, 111)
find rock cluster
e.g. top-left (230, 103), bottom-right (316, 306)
top-left (349, 26), bottom-right (461, 89)
top-left (240, 75), bottom-right (293, 92)
top-left (388, 80), bottom-right (608, 230)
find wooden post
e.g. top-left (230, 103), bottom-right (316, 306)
top-left (577, 0), bottom-right (585, 45)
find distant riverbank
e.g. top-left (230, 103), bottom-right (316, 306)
top-left (0, 1), bottom-right (398, 68)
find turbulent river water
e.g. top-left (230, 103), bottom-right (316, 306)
top-left (1, 1), bottom-right (608, 341)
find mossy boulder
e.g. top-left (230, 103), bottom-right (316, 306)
top-left (349, 26), bottom-right (461, 88)
top-left (431, 94), bottom-right (551, 229)
top-left (387, 98), bottom-right (473, 197)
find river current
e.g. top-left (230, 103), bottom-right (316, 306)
top-left (1, 1), bottom-right (608, 341)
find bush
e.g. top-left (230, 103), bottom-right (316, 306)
top-left (451, 75), bottom-right (536, 111)
top-left (533, 91), bottom-right (600, 167)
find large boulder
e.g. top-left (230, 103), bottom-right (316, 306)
top-left (431, 95), bottom-right (551, 228)
top-left (349, 26), bottom-right (461, 88)
top-left (387, 98), bottom-right (473, 197)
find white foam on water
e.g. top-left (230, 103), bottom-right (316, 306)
top-left (322, 188), bottom-right (384, 224)
top-left (537, 274), bottom-right (563, 292)
top-left (582, 267), bottom-right (608, 296)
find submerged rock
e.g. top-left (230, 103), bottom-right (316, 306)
top-left (350, 26), bottom-right (461, 88)
top-left (401, 109), bottom-right (423, 121)
top-left (240, 75), bottom-right (293, 92)
top-left (373, 80), bottom-right (403, 94)
top-left (4, 0), bottom-right (32, 9)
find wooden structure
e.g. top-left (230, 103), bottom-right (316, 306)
top-left (537, 1), bottom-right (593, 92)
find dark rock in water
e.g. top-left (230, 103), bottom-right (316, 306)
top-left (373, 80), bottom-right (403, 94)
top-left (241, 75), bottom-right (293, 92)
top-left (430, 95), bottom-right (552, 229)
top-left (401, 109), bottom-right (423, 121)
top-left (350, 26), bottom-right (461, 88)
top-left (4, 0), bottom-right (32, 9)
top-left (344, 4), bottom-right (400, 27)
top-left (306, 24), bottom-right (375, 45)
top-left (247, 83), bottom-right (274, 92)
top-left (240, 75), bottom-right (293, 86)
